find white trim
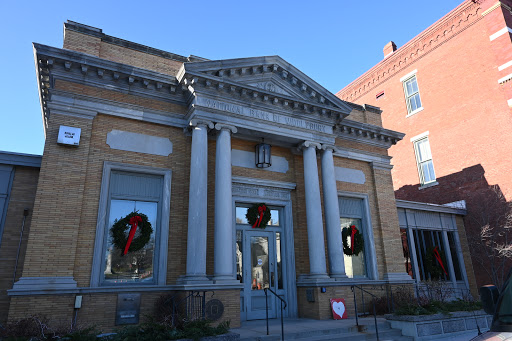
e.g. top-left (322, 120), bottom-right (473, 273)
top-left (399, 69), bottom-right (418, 82)
top-left (498, 60), bottom-right (512, 71)
top-left (489, 27), bottom-right (512, 41)
top-left (410, 131), bottom-right (429, 142)
top-left (406, 106), bottom-right (424, 117)
top-left (508, 98), bottom-right (512, 107)
top-left (498, 72), bottom-right (512, 84)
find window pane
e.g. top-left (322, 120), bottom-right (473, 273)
top-left (341, 218), bottom-right (366, 278)
top-left (412, 93), bottom-right (422, 109)
top-left (236, 207), bottom-right (248, 224)
top-left (411, 78), bottom-right (419, 93)
top-left (401, 228), bottom-right (414, 278)
top-left (104, 199), bottom-right (157, 284)
top-left (276, 232), bottom-right (283, 289)
top-left (269, 209), bottom-right (280, 226)
top-left (250, 236), bottom-right (269, 290)
top-left (409, 96), bottom-right (418, 112)
top-left (406, 80), bottom-right (414, 95)
top-left (236, 230), bottom-right (243, 283)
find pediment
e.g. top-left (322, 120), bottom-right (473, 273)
top-left (178, 56), bottom-right (353, 114)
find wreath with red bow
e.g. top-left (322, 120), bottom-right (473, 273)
top-left (110, 212), bottom-right (153, 255)
top-left (342, 225), bottom-right (364, 256)
top-left (246, 203), bottom-right (271, 229)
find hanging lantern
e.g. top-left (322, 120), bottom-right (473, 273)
top-left (255, 141), bottom-right (272, 168)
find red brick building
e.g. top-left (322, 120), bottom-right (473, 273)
top-left (337, 0), bottom-right (512, 287)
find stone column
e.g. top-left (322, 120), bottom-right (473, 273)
top-left (300, 141), bottom-right (330, 280)
top-left (321, 145), bottom-right (347, 280)
top-left (213, 124), bottom-right (238, 283)
top-left (181, 119), bottom-right (213, 283)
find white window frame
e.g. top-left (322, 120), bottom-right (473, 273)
top-left (338, 192), bottom-right (378, 280)
top-left (400, 69), bottom-right (424, 117)
top-left (411, 133), bottom-right (436, 186)
top-left (90, 161), bottom-right (171, 287)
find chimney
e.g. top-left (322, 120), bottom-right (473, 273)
top-left (383, 41), bottom-right (397, 58)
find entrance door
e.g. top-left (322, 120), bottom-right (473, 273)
top-left (244, 230), bottom-right (278, 320)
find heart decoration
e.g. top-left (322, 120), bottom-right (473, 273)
top-left (330, 298), bottom-right (348, 320)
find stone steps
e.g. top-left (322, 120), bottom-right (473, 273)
top-left (235, 319), bottom-right (413, 341)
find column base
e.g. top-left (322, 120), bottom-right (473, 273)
top-left (330, 273), bottom-right (349, 281)
top-left (177, 275), bottom-right (212, 285)
top-left (212, 274), bottom-right (239, 284)
top-left (383, 272), bottom-right (414, 283)
top-left (297, 273), bottom-right (333, 284)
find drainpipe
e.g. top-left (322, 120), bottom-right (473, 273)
top-left (12, 208), bottom-right (29, 286)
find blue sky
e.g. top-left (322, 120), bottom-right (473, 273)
top-left (0, 0), bottom-right (462, 155)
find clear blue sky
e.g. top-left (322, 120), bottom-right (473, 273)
top-left (0, 0), bottom-right (462, 155)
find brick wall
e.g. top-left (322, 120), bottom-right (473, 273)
top-left (337, 0), bottom-right (512, 287)
top-left (0, 166), bottom-right (39, 324)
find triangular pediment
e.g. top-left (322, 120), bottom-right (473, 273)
top-left (178, 56), bottom-right (353, 114)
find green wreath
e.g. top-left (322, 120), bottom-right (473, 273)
top-left (246, 203), bottom-right (271, 229)
top-left (110, 211), bottom-right (153, 254)
top-left (424, 246), bottom-right (448, 280)
top-left (342, 225), bottom-right (364, 256)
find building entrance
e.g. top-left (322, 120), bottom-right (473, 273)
top-left (236, 205), bottom-right (286, 320)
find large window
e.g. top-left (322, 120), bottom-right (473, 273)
top-left (91, 162), bottom-right (171, 287)
top-left (403, 74), bottom-right (423, 115)
top-left (339, 194), bottom-right (378, 280)
top-left (413, 137), bottom-right (436, 185)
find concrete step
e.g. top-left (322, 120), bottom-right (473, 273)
top-left (236, 319), bottom-right (413, 341)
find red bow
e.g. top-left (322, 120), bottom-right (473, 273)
top-left (350, 225), bottom-right (357, 252)
top-left (252, 205), bottom-right (267, 228)
top-left (433, 246), bottom-right (448, 275)
top-left (123, 215), bottom-right (142, 255)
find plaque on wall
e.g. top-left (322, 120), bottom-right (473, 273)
top-left (205, 299), bottom-right (224, 321)
top-left (116, 293), bottom-right (141, 325)
top-left (57, 125), bottom-right (81, 146)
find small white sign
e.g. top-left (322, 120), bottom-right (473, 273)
top-left (57, 126), bottom-right (81, 146)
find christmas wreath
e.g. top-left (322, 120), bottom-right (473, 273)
top-left (110, 211), bottom-right (153, 255)
top-left (424, 246), bottom-right (448, 280)
top-left (342, 225), bottom-right (364, 256)
top-left (246, 203), bottom-right (271, 229)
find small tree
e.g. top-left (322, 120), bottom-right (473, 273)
top-left (466, 185), bottom-right (512, 288)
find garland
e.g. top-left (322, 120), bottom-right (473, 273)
top-left (246, 203), bottom-right (271, 229)
top-left (342, 225), bottom-right (364, 256)
top-left (425, 246), bottom-right (448, 280)
top-left (110, 211), bottom-right (153, 255)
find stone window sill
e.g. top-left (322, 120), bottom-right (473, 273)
top-left (406, 107), bottom-right (424, 118)
top-left (418, 181), bottom-right (438, 190)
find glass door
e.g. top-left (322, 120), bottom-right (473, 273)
top-left (244, 230), bottom-right (277, 320)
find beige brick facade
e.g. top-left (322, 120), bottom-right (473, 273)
top-left (3, 20), bottom-right (476, 332)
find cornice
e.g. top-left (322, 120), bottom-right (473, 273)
top-left (34, 43), bottom-right (188, 132)
top-left (181, 71), bottom-right (347, 125)
top-left (335, 119), bottom-right (405, 148)
top-left (337, 0), bottom-right (483, 102)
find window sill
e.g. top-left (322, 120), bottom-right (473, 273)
top-left (418, 181), bottom-right (438, 190)
top-left (406, 107), bottom-right (424, 118)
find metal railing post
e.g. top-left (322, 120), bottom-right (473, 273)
top-left (265, 288), bottom-right (269, 335)
top-left (373, 300), bottom-right (379, 341)
top-left (352, 286), bottom-right (359, 326)
top-left (280, 300), bottom-right (284, 341)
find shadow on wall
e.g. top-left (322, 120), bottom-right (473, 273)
top-left (395, 164), bottom-right (512, 289)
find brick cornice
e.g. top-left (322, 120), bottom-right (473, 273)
top-left (337, 0), bottom-right (484, 102)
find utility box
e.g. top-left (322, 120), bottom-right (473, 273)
top-left (116, 293), bottom-right (141, 325)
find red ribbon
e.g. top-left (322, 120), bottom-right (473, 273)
top-left (433, 246), bottom-right (448, 275)
top-left (123, 215), bottom-right (142, 255)
top-left (350, 225), bottom-right (357, 252)
top-left (252, 205), bottom-right (267, 228)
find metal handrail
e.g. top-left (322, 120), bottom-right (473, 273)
top-left (351, 285), bottom-right (380, 341)
top-left (264, 287), bottom-right (287, 340)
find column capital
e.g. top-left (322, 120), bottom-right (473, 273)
top-left (214, 123), bottom-right (237, 134)
top-left (189, 119), bottom-right (214, 129)
top-left (321, 144), bottom-right (337, 152)
top-left (298, 141), bottom-right (322, 150)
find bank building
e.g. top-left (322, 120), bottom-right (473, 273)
top-left (0, 21), bottom-right (477, 329)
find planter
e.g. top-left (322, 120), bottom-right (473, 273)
top-left (385, 310), bottom-right (492, 340)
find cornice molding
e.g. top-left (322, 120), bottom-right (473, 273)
top-left (335, 119), bottom-right (405, 148)
top-left (337, 0), bottom-right (483, 102)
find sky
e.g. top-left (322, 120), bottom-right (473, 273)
top-left (0, 0), bottom-right (463, 156)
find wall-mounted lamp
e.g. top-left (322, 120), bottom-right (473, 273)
top-left (255, 140), bottom-right (272, 168)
